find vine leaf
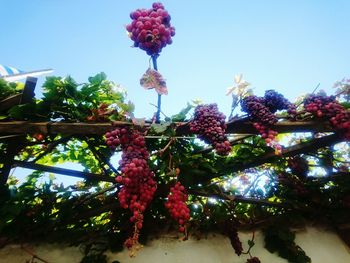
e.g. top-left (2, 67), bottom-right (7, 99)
top-left (150, 122), bottom-right (171, 134)
top-left (140, 68), bottom-right (168, 95)
top-left (88, 72), bottom-right (107, 85)
top-left (171, 103), bottom-right (193, 122)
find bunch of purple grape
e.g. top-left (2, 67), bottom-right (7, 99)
top-left (264, 89), bottom-right (296, 115)
top-left (126, 2), bottom-right (175, 55)
top-left (190, 104), bottom-right (231, 155)
top-left (228, 226), bottom-right (243, 256)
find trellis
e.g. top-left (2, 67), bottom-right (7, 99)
top-left (0, 78), bottom-right (345, 196)
top-left (1, 77), bottom-right (349, 261)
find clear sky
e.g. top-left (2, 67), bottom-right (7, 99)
top-left (1, 0), bottom-right (350, 119)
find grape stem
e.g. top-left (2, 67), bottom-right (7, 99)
top-left (152, 54), bottom-right (161, 123)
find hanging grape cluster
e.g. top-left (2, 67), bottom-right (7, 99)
top-left (126, 2), bottom-right (175, 55)
top-left (264, 89), bottom-right (297, 116)
top-left (240, 90), bottom-right (295, 153)
top-left (304, 94), bottom-right (350, 140)
top-left (241, 95), bottom-right (277, 125)
top-left (105, 127), bottom-right (157, 250)
top-left (165, 182), bottom-right (190, 233)
top-left (190, 104), bottom-right (232, 155)
top-left (241, 96), bottom-right (277, 152)
top-left (228, 226), bottom-right (243, 256)
top-left (287, 156), bottom-right (309, 179)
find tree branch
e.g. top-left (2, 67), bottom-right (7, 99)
top-left (224, 133), bottom-right (343, 176)
top-left (84, 137), bottom-right (120, 175)
top-left (31, 136), bottom-right (72, 163)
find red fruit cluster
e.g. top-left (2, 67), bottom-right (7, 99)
top-left (241, 93), bottom-right (292, 154)
top-left (190, 104), bottom-right (232, 155)
top-left (304, 95), bottom-right (350, 140)
top-left (247, 257), bottom-right (261, 263)
top-left (165, 182), bottom-right (190, 233)
top-left (126, 2), bottom-right (175, 56)
top-left (241, 95), bottom-right (277, 125)
top-left (287, 156), bottom-right (309, 179)
top-left (253, 122), bottom-right (282, 154)
top-left (105, 127), bottom-right (157, 249)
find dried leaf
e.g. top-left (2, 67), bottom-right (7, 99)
top-left (140, 68), bottom-right (168, 95)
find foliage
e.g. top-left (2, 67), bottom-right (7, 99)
top-left (5, 73), bottom-right (131, 121)
top-left (264, 225), bottom-right (311, 263)
top-left (0, 78), bottom-right (24, 101)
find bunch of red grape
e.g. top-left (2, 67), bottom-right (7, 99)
top-left (190, 104), bottom-right (232, 155)
top-left (253, 122), bottom-right (282, 152)
top-left (105, 127), bottom-right (157, 249)
top-left (241, 95), bottom-right (282, 153)
top-left (304, 95), bottom-right (350, 140)
top-left (165, 182), bottom-right (190, 233)
top-left (126, 2), bottom-right (175, 56)
top-left (241, 95), bottom-right (277, 125)
top-left (247, 257), bottom-right (261, 263)
top-left (304, 95), bottom-right (337, 118)
top-left (287, 156), bottom-right (309, 179)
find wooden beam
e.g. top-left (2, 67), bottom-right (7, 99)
top-left (226, 119), bottom-right (333, 134)
top-left (12, 160), bottom-right (116, 183)
top-left (0, 120), bottom-right (334, 135)
top-left (175, 117), bottom-right (333, 135)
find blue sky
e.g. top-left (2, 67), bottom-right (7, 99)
top-left (1, 1), bottom-right (350, 183)
top-left (1, 0), bottom-right (350, 118)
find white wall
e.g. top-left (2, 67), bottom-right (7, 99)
top-left (1, 227), bottom-right (349, 263)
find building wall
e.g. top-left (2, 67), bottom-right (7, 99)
top-left (1, 227), bottom-right (349, 263)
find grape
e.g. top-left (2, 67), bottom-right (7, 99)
top-left (304, 94), bottom-right (350, 140)
top-left (241, 96), bottom-right (282, 154)
top-left (241, 95), bottom-right (277, 125)
top-left (165, 182), bottom-right (190, 233)
top-left (105, 127), bottom-right (157, 250)
top-left (228, 226), bottom-right (243, 256)
top-left (264, 89), bottom-right (292, 113)
top-left (190, 104), bottom-right (232, 155)
top-left (126, 2), bottom-right (175, 56)
top-left (287, 156), bottom-right (309, 179)
top-left (264, 89), bottom-right (297, 117)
